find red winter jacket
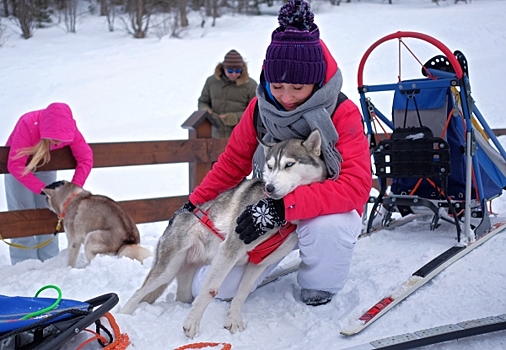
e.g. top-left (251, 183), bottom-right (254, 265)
top-left (190, 41), bottom-right (372, 221)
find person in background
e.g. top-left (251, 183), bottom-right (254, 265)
top-left (4, 102), bottom-right (93, 265)
top-left (198, 49), bottom-right (258, 138)
top-left (171, 0), bottom-right (371, 306)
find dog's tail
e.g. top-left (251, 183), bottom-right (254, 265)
top-left (118, 244), bottom-right (152, 264)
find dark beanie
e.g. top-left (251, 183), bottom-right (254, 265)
top-left (223, 50), bottom-right (244, 68)
top-left (263, 0), bottom-right (326, 85)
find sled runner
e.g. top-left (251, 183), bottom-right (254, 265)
top-left (342, 313), bottom-right (506, 350)
top-left (0, 287), bottom-right (121, 350)
top-left (360, 31), bottom-right (506, 243)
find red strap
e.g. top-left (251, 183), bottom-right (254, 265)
top-left (58, 192), bottom-right (80, 219)
top-left (193, 208), bottom-right (225, 240)
top-left (247, 224), bottom-right (296, 265)
top-left (193, 208), bottom-right (296, 264)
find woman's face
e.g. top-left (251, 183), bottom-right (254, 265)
top-left (270, 83), bottom-right (315, 111)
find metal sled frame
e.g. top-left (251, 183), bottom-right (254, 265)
top-left (359, 31), bottom-right (506, 243)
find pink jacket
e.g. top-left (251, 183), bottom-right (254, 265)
top-left (6, 103), bottom-right (93, 194)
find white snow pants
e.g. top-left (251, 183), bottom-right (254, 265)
top-left (192, 210), bottom-right (362, 299)
top-left (4, 172), bottom-right (59, 265)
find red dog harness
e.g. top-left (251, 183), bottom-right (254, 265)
top-left (193, 207), bottom-right (296, 265)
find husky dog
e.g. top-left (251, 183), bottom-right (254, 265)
top-left (42, 181), bottom-right (152, 267)
top-left (119, 129), bottom-right (327, 338)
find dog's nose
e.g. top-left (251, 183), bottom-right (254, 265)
top-left (265, 183), bottom-right (275, 194)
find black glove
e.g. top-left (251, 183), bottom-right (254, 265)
top-left (169, 201), bottom-right (196, 225)
top-left (40, 180), bottom-right (66, 195)
top-left (235, 198), bottom-right (286, 244)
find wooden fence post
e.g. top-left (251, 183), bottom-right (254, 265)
top-left (181, 110), bottom-right (219, 192)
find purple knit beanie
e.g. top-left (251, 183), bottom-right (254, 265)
top-left (263, 0), bottom-right (326, 85)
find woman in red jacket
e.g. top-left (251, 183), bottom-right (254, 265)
top-left (175, 0), bottom-right (371, 306)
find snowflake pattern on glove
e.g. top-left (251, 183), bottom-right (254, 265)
top-left (251, 199), bottom-right (277, 232)
top-left (235, 197), bottom-right (286, 244)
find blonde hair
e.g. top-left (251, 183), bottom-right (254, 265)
top-left (14, 139), bottom-right (51, 176)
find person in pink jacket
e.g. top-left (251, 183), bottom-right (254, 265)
top-left (4, 102), bottom-right (93, 265)
top-left (170, 0), bottom-right (371, 306)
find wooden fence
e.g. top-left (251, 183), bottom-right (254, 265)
top-left (1, 111), bottom-right (505, 239)
top-left (0, 111), bottom-right (226, 239)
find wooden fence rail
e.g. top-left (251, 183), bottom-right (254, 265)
top-left (0, 111), bottom-right (227, 239)
top-left (1, 112), bottom-right (505, 240)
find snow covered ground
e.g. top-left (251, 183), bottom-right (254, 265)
top-left (1, 0), bottom-right (506, 349)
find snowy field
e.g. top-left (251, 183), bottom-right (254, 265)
top-left (1, 0), bottom-right (506, 349)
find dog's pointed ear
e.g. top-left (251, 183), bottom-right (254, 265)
top-left (302, 129), bottom-right (322, 157)
top-left (42, 188), bottom-right (55, 197)
top-left (257, 137), bottom-right (275, 156)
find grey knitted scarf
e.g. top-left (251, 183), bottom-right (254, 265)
top-left (253, 69), bottom-right (344, 180)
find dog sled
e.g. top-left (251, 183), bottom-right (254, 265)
top-left (0, 286), bottom-right (126, 350)
top-left (359, 31), bottom-right (506, 243)
top-left (338, 31), bottom-right (506, 337)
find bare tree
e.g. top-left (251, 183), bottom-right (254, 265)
top-left (124, 0), bottom-right (156, 38)
top-left (3, 0), bottom-right (10, 16)
top-left (203, 0), bottom-right (209, 15)
top-left (63, 0), bottom-right (78, 32)
top-left (208, 0), bottom-right (217, 26)
top-left (33, 0), bottom-right (51, 27)
top-left (0, 17), bottom-right (8, 46)
top-left (177, 0), bottom-right (187, 27)
top-left (235, 0), bottom-right (248, 13)
top-left (99, 0), bottom-right (107, 15)
top-left (96, 0), bottom-right (124, 31)
top-left (13, 0), bottom-right (37, 38)
top-left (104, 0), bottom-right (121, 31)
top-left (150, 0), bottom-right (191, 38)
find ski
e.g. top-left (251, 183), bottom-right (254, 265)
top-left (341, 313), bottom-right (506, 350)
top-left (257, 257), bottom-right (301, 288)
top-left (360, 214), bottom-right (422, 238)
top-left (341, 220), bottom-right (506, 336)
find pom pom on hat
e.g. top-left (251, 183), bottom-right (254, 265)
top-left (264, 0), bottom-right (326, 85)
top-left (278, 0), bottom-right (314, 30)
top-left (223, 50), bottom-right (244, 69)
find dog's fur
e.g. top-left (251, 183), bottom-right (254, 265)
top-left (43, 182), bottom-right (152, 267)
top-left (119, 129), bottom-right (328, 338)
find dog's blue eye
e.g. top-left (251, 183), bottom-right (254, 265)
top-left (267, 164), bottom-right (272, 170)
top-left (286, 162), bottom-right (294, 168)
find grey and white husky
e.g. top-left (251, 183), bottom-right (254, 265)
top-left (43, 181), bottom-right (152, 267)
top-left (120, 129), bottom-right (328, 338)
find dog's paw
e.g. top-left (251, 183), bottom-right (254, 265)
top-left (224, 315), bottom-right (246, 334)
top-left (183, 317), bottom-right (200, 339)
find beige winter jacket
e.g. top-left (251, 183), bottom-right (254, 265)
top-left (198, 63), bottom-right (257, 138)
